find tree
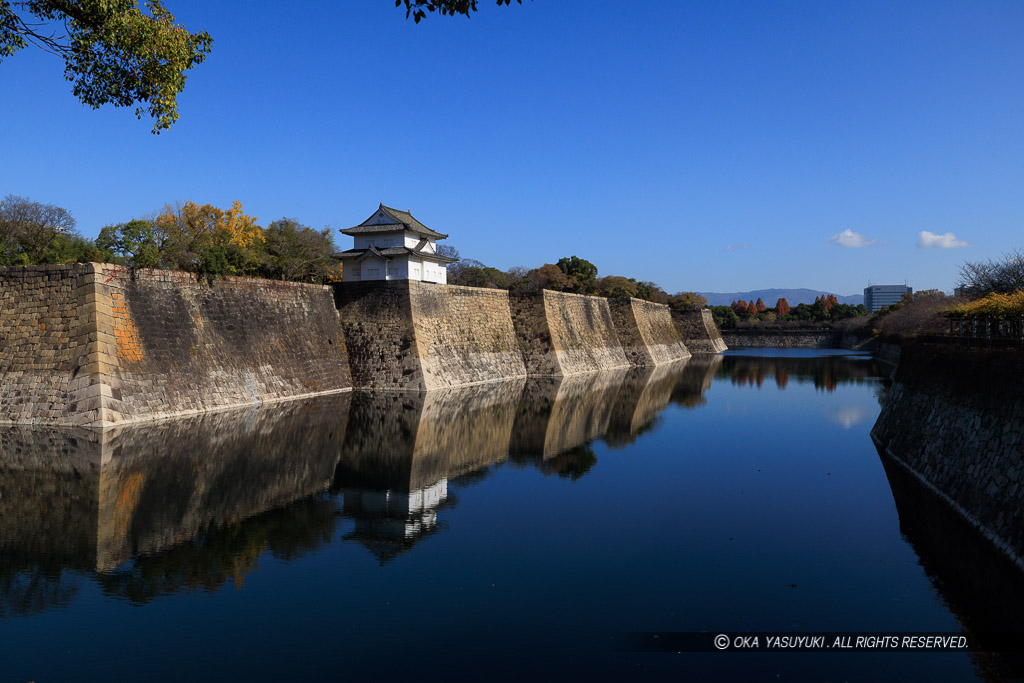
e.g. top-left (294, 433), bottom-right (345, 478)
top-left (958, 248), bottom-right (1024, 297)
top-left (669, 292), bottom-right (708, 310)
top-left (1, 1), bottom-right (212, 133)
top-left (747, 300), bottom-right (756, 315)
top-left (527, 263), bottom-right (570, 291)
top-left (436, 244), bottom-right (459, 262)
top-left (0, 194), bottom-right (76, 263)
top-left (556, 255), bottom-right (598, 294)
top-left (397, 0), bottom-right (526, 23)
top-left (755, 297), bottom-right (766, 312)
top-left (96, 219), bottom-right (163, 268)
top-left (635, 280), bottom-right (669, 303)
top-left (261, 218), bottom-right (339, 283)
top-left (710, 305), bottom-right (739, 329)
top-left (155, 200), bottom-right (263, 276)
top-left (597, 275), bottom-right (638, 299)
top-left (775, 297), bottom-right (790, 316)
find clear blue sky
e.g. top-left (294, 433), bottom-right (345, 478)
top-left (2, 0), bottom-right (1022, 294)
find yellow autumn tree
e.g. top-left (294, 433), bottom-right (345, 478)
top-left (155, 200), bottom-right (264, 276)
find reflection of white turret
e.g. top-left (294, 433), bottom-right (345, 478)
top-left (342, 480), bottom-right (450, 563)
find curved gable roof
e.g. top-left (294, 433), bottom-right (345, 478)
top-left (341, 203), bottom-right (449, 239)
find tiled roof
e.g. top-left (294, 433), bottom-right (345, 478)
top-left (340, 203), bottom-right (449, 239)
top-left (337, 246), bottom-right (458, 264)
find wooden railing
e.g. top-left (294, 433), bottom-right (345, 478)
top-left (938, 315), bottom-right (1024, 348)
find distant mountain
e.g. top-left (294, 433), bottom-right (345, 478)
top-left (697, 288), bottom-right (864, 307)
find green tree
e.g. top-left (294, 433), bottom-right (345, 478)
top-left (96, 219), bottom-right (163, 268)
top-left (1, 1), bottom-right (212, 133)
top-left (397, 0), bottom-right (526, 23)
top-left (711, 305), bottom-right (739, 329)
top-left (261, 218), bottom-right (339, 283)
top-left (556, 255), bottom-right (598, 294)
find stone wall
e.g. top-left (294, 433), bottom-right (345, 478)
top-left (608, 297), bottom-right (691, 366)
top-left (0, 264), bottom-right (98, 426)
top-left (335, 281), bottom-right (527, 391)
top-left (870, 345), bottom-right (1024, 570)
top-left (1, 263), bottom-right (351, 427)
top-left (411, 282), bottom-right (527, 389)
top-left (721, 329), bottom-right (841, 348)
top-left (671, 309), bottom-right (727, 354)
top-left (509, 290), bottom-right (629, 376)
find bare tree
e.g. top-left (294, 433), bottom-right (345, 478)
top-left (957, 248), bottom-right (1024, 297)
top-left (0, 195), bottom-right (76, 263)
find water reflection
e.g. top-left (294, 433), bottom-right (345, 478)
top-left (0, 359), bottom-right (722, 598)
top-left (718, 351), bottom-right (883, 393)
top-left (878, 451), bottom-right (1024, 680)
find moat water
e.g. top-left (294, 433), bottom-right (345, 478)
top-left (1, 349), bottom-right (1022, 681)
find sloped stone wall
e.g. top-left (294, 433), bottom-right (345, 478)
top-left (871, 345), bottom-right (1024, 570)
top-left (411, 282), bottom-right (527, 389)
top-left (608, 297), bottom-right (691, 366)
top-left (671, 309), bottom-right (727, 354)
top-left (1, 264), bottom-right (351, 427)
top-left (510, 290), bottom-right (628, 376)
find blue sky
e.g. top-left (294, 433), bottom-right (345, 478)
top-left (2, 0), bottom-right (1022, 294)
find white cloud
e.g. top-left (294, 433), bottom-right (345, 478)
top-left (725, 243), bottom-right (749, 252)
top-left (917, 230), bottom-right (970, 249)
top-left (827, 229), bottom-right (877, 248)
top-left (829, 406), bottom-right (870, 429)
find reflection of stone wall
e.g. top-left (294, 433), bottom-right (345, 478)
top-left (0, 427), bottom-right (102, 571)
top-left (671, 355), bottom-right (723, 409)
top-left (511, 371), bottom-right (629, 460)
top-left (510, 291), bottom-right (629, 376)
top-left (671, 309), bottom-right (727, 354)
top-left (1, 264), bottom-right (352, 427)
top-left (604, 362), bottom-right (686, 447)
top-left (0, 395), bottom-right (350, 572)
top-left (337, 381), bottom-right (525, 491)
top-left (608, 298), bottom-right (691, 366)
top-left (871, 346), bottom-right (1024, 571)
top-left (335, 281), bottom-right (526, 390)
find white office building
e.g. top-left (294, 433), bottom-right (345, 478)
top-left (864, 284), bottom-right (912, 312)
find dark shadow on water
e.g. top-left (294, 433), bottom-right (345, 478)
top-left (878, 447), bottom-right (1024, 681)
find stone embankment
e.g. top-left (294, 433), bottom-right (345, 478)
top-left (509, 290), bottom-right (629, 376)
top-left (2, 264), bottom-right (727, 424)
top-left (335, 281), bottom-right (527, 390)
top-left (0, 264), bottom-right (351, 428)
top-left (608, 298), bottom-right (691, 366)
top-left (720, 328), bottom-right (841, 348)
top-left (672, 309), bottom-right (727, 354)
top-left (870, 344), bottom-right (1024, 571)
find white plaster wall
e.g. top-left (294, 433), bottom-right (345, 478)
top-left (386, 257), bottom-right (409, 280)
top-left (360, 256), bottom-right (387, 281)
top-left (355, 232), bottom-right (403, 250)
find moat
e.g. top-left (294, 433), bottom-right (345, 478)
top-left (1, 350), bottom-right (1021, 681)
